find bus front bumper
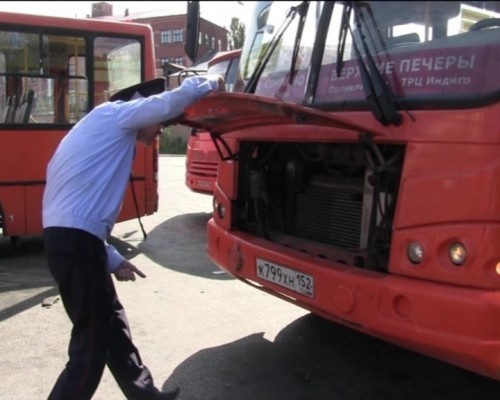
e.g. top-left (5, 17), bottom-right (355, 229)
top-left (207, 219), bottom-right (500, 381)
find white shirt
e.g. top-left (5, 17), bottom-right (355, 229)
top-left (43, 75), bottom-right (220, 272)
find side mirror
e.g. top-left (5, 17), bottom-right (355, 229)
top-left (185, 1), bottom-right (200, 63)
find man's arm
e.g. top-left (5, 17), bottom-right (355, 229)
top-left (114, 74), bottom-right (224, 130)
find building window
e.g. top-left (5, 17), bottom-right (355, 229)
top-left (218, 39), bottom-right (222, 51)
top-left (160, 58), bottom-right (170, 65)
top-left (175, 57), bottom-right (184, 66)
top-left (160, 30), bottom-right (172, 44)
top-left (205, 33), bottom-right (209, 46)
top-left (211, 37), bottom-right (215, 50)
top-left (172, 29), bottom-right (183, 43)
top-left (198, 31), bottom-right (202, 45)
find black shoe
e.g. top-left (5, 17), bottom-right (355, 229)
top-left (154, 386), bottom-right (180, 400)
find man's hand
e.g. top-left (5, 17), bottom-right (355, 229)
top-left (113, 260), bottom-right (146, 281)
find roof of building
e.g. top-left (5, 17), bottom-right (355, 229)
top-left (124, 9), bottom-right (183, 20)
top-left (91, 5), bottom-right (227, 29)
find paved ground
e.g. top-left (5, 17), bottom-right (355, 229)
top-left (1, 156), bottom-right (499, 400)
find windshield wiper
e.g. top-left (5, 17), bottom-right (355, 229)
top-left (349, 2), bottom-right (402, 126)
top-left (245, 2), bottom-right (306, 93)
top-left (336, 2), bottom-right (352, 78)
top-left (289, 2), bottom-right (309, 85)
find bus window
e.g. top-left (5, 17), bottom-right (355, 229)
top-left (0, 30), bottom-right (87, 124)
top-left (0, 33), bottom-right (145, 125)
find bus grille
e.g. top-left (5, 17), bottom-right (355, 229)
top-left (292, 185), bottom-right (363, 248)
top-left (189, 160), bottom-right (218, 177)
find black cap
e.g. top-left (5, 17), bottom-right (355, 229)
top-left (109, 77), bottom-right (166, 102)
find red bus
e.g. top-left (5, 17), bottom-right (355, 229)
top-left (0, 11), bottom-right (159, 245)
top-left (185, 49), bottom-right (241, 195)
top-left (184, 1), bottom-right (500, 381)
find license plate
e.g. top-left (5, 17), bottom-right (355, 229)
top-left (196, 179), bottom-right (212, 189)
top-left (256, 258), bottom-right (314, 298)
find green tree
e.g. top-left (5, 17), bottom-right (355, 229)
top-left (159, 127), bottom-right (187, 154)
top-left (230, 17), bottom-right (245, 49)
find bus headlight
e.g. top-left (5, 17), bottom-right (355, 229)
top-left (449, 242), bottom-right (467, 265)
top-left (407, 242), bottom-right (424, 264)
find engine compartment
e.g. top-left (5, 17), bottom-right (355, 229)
top-left (233, 138), bottom-right (405, 272)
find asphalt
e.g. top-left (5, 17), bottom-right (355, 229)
top-left (2, 156), bottom-right (500, 400)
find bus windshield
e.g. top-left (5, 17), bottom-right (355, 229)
top-left (249, 1), bottom-right (500, 110)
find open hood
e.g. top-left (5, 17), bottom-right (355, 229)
top-left (178, 92), bottom-right (384, 137)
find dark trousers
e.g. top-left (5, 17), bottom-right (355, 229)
top-left (43, 227), bottom-right (158, 400)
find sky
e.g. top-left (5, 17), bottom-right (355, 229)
top-left (0, 1), bottom-right (250, 28)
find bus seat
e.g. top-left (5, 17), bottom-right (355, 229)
top-left (2, 95), bottom-right (17, 123)
top-left (22, 90), bottom-right (35, 123)
top-left (13, 93), bottom-right (25, 123)
top-left (1, 103), bottom-right (10, 122)
top-left (14, 90), bottom-right (34, 123)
